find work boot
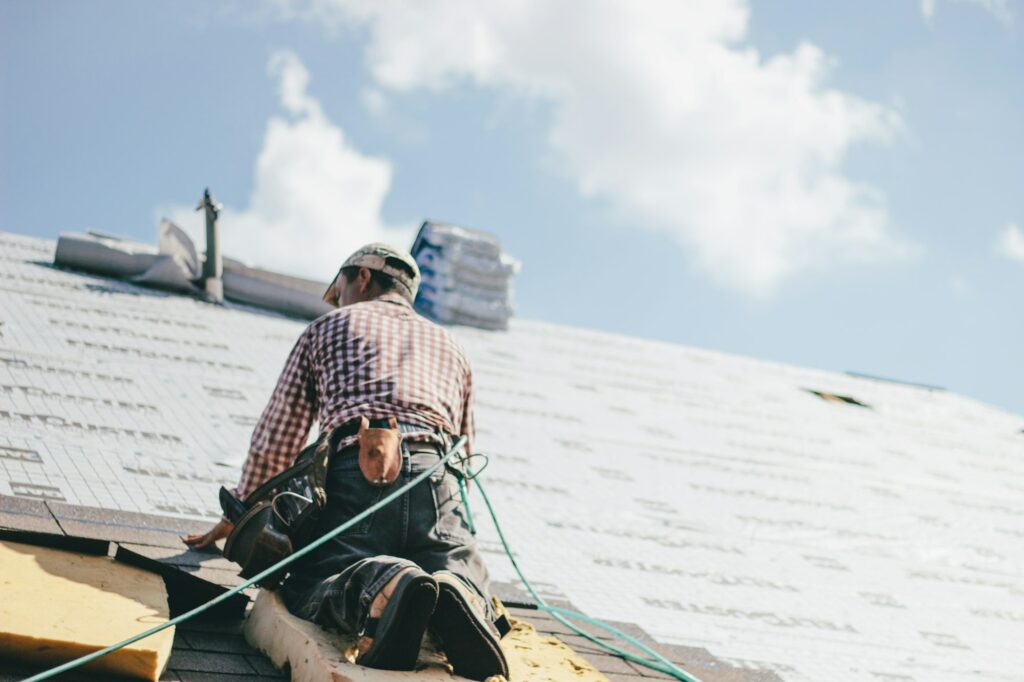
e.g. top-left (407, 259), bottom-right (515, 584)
top-left (356, 567), bottom-right (438, 671)
top-left (430, 571), bottom-right (509, 681)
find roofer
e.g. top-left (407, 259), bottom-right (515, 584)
top-left (183, 243), bottom-right (508, 680)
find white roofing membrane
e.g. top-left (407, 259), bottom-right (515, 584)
top-left (1, 231), bottom-right (1022, 682)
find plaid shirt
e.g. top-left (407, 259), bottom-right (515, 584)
top-left (236, 292), bottom-right (474, 499)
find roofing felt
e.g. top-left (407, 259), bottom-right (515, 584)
top-left (1, 230), bottom-right (1023, 682)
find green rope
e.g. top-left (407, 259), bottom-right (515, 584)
top-left (22, 437), bottom-right (467, 682)
top-left (25, 437), bottom-right (703, 682)
top-left (468, 466), bottom-right (705, 682)
top-left (456, 475), bottom-right (477, 535)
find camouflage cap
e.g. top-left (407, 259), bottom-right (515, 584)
top-left (324, 242), bottom-right (421, 303)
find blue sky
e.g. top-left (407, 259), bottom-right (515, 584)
top-left (2, 0), bottom-right (1022, 417)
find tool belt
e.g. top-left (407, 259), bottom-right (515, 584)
top-left (220, 434), bottom-right (329, 588)
top-left (220, 416), bottom-right (449, 588)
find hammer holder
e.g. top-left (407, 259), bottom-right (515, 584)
top-left (358, 416), bottom-right (402, 487)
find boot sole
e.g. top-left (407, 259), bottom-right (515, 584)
top-left (432, 580), bottom-right (509, 681)
top-left (359, 572), bottom-right (438, 670)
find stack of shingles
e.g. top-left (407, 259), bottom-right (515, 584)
top-left (0, 494), bottom-right (282, 682)
top-left (411, 221), bottom-right (520, 331)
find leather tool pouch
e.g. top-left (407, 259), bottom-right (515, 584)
top-left (221, 436), bottom-right (332, 588)
top-left (358, 416), bottom-right (402, 487)
top-left (223, 501), bottom-right (293, 588)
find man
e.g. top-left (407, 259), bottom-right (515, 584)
top-left (183, 243), bottom-right (507, 680)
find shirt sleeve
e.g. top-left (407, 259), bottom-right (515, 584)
top-left (235, 328), bottom-right (318, 500)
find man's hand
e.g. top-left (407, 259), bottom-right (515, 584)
top-left (182, 518), bottom-right (235, 550)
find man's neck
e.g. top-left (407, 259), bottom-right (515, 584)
top-left (366, 291), bottom-right (411, 307)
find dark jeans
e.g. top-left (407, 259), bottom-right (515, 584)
top-left (280, 442), bottom-right (495, 634)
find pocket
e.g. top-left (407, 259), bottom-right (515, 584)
top-left (430, 472), bottom-right (473, 542)
top-left (324, 456), bottom-right (385, 537)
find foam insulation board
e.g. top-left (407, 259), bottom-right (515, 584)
top-left (244, 589), bottom-right (609, 682)
top-left (500, 617), bottom-right (608, 682)
top-left (0, 539), bottom-right (174, 681)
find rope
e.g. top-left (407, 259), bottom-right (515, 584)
top-left (465, 458), bottom-right (705, 682)
top-left (22, 437), bottom-right (466, 682)
top-left (457, 476), bottom-right (477, 535)
top-left (24, 437), bottom-right (704, 682)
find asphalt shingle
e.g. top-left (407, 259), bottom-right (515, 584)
top-left (46, 501), bottom-right (209, 548)
top-left (0, 494), bottom-right (62, 534)
top-left (165, 650), bottom-right (255, 675)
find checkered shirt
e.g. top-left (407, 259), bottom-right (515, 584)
top-left (235, 292), bottom-right (474, 499)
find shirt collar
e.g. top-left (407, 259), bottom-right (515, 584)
top-left (376, 291), bottom-right (413, 308)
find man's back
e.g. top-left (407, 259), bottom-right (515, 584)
top-left (238, 291), bottom-right (474, 499)
top-left (307, 293), bottom-right (473, 439)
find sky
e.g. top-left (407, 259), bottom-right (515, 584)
top-left (1, 0), bottom-right (1022, 418)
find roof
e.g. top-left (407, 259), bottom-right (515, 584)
top-left (1, 230), bottom-right (1023, 682)
top-left (0, 492), bottom-right (779, 682)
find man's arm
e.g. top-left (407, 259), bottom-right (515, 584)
top-left (183, 330), bottom-right (318, 549)
top-left (235, 330), bottom-right (318, 499)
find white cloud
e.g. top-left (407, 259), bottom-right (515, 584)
top-left (919, 0), bottom-right (1015, 26)
top-left (163, 50), bottom-right (412, 281)
top-left (361, 88), bottom-right (388, 116)
top-left (964, 0), bottom-right (1015, 25)
top-left (995, 223), bottom-right (1024, 263)
top-left (274, 0), bottom-right (913, 296)
top-left (921, 0), bottom-right (937, 23)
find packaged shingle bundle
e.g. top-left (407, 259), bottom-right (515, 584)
top-left (411, 221), bottom-right (520, 330)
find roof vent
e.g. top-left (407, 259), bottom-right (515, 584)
top-left (804, 389), bottom-right (871, 409)
top-left (197, 189), bottom-right (224, 303)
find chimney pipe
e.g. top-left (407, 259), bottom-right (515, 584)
top-left (197, 188), bottom-right (224, 303)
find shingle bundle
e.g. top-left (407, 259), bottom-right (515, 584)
top-left (410, 221), bottom-right (520, 330)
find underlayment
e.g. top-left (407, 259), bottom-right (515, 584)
top-left (243, 589), bottom-right (607, 682)
top-left (1, 231), bottom-right (1023, 681)
top-left (0, 539), bottom-right (174, 681)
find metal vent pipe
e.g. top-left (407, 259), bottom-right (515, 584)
top-left (198, 188), bottom-right (224, 302)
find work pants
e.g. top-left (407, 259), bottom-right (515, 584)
top-left (280, 443), bottom-right (495, 634)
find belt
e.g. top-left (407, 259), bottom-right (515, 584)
top-left (327, 417), bottom-right (444, 452)
top-left (334, 417), bottom-right (430, 436)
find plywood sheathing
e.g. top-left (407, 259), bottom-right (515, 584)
top-left (244, 589), bottom-right (610, 682)
top-left (0, 540), bottom-right (175, 681)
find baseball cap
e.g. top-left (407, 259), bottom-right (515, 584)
top-left (323, 242), bottom-right (421, 304)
